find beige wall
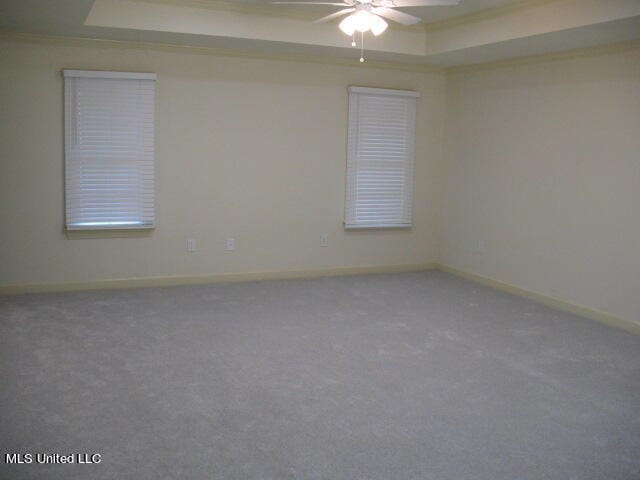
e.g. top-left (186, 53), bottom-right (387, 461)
top-left (0, 38), bottom-right (444, 286)
top-left (2, 35), bottom-right (638, 326)
top-left (442, 48), bottom-right (640, 323)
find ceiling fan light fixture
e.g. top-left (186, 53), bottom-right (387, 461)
top-left (352, 10), bottom-right (374, 33)
top-left (272, 0), bottom-right (458, 63)
top-left (339, 14), bottom-right (357, 35)
top-left (370, 14), bottom-right (388, 35)
top-left (339, 10), bottom-right (387, 36)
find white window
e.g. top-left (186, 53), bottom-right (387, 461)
top-left (64, 70), bottom-right (156, 230)
top-left (344, 86), bottom-right (418, 229)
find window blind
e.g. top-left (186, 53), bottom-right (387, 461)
top-left (64, 70), bottom-right (156, 230)
top-left (345, 86), bottom-right (418, 229)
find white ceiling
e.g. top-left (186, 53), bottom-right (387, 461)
top-left (1, 0), bottom-right (639, 68)
top-left (228, 0), bottom-right (522, 23)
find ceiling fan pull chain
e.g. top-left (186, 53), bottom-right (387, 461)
top-left (360, 31), bottom-right (365, 62)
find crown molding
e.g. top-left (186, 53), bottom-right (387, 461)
top-left (130, 0), bottom-right (424, 32)
top-left (424, 0), bottom-right (560, 32)
top-left (2, 29), bottom-right (637, 76)
top-left (130, 0), bottom-right (318, 20)
top-left (0, 31), bottom-right (444, 74)
top-left (445, 37), bottom-right (640, 74)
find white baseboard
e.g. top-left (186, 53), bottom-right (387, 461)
top-left (2, 261), bottom-right (636, 336)
top-left (436, 263), bottom-right (640, 336)
top-left (0, 263), bottom-right (436, 295)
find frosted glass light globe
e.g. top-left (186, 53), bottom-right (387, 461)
top-left (339, 14), bottom-right (357, 35)
top-left (352, 10), bottom-right (373, 33)
top-left (339, 11), bottom-right (388, 36)
top-left (370, 14), bottom-right (388, 36)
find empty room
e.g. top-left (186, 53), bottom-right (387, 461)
top-left (1, 0), bottom-right (639, 478)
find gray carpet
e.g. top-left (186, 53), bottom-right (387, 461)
top-left (1, 271), bottom-right (639, 480)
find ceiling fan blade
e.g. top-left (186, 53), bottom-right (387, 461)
top-left (375, 0), bottom-right (460, 6)
top-left (313, 8), bottom-right (355, 23)
top-left (371, 7), bottom-right (421, 25)
top-left (271, 2), bottom-right (351, 5)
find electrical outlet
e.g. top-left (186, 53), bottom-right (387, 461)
top-left (186, 239), bottom-right (196, 252)
top-left (226, 238), bottom-right (235, 251)
top-left (320, 233), bottom-right (329, 247)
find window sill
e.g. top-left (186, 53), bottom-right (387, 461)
top-left (66, 222), bottom-right (154, 231)
top-left (65, 224), bottom-right (154, 239)
top-left (344, 223), bottom-right (412, 230)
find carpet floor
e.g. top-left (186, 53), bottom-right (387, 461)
top-left (1, 271), bottom-right (639, 480)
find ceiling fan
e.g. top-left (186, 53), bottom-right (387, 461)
top-left (272, 0), bottom-right (461, 33)
top-left (272, 0), bottom-right (460, 61)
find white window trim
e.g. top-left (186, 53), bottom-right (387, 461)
top-left (63, 70), bottom-right (157, 80)
top-left (63, 69), bottom-right (156, 231)
top-left (344, 86), bottom-right (419, 230)
top-left (348, 86), bottom-right (420, 98)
